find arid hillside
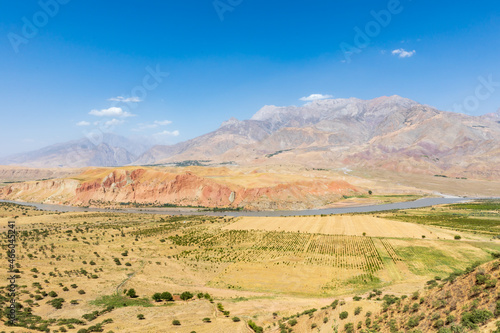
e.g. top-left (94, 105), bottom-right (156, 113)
top-left (276, 258), bottom-right (500, 332)
top-left (0, 165), bottom-right (82, 183)
top-left (135, 96), bottom-right (500, 180)
top-left (0, 166), bottom-right (364, 210)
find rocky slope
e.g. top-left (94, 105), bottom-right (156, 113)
top-left (0, 166), bottom-right (361, 210)
top-left (272, 258), bottom-right (500, 332)
top-left (136, 96), bottom-right (500, 179)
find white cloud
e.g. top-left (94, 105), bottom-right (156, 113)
top-left (133, 120), bottom-right (173, 131)
top-left (154, 130), bottom-right (180, 137)
top-left (154, 120), bottom-right (172, 126)
top-left (391, 48), bottom-right (416, 58)
top-left (76, 121), bottom-right (90, 126)
top-left (108, 96), bottom-right (142, 103)
top-left (104, 119), bottom-right (124, 127)
top-left (300, 94), bottom-right (333, 101)
top-left (89, 107), bottom-right (135, 117)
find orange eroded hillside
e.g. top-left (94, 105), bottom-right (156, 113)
top-left (0, 166), bottom-right (362, 210)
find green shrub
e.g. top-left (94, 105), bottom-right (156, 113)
top-left (180, 291), bottom-right (193, 301)
top-left (339, 311), bottom-right (348, 320)
top-left (248, 320), bottom-right (263, 333)
top-left (407, 316), bottom-right (420, 328)
top-left (344, 323), bottom-right (354, 333)
top-left (126, 289), bottom-right (137, 298)
top-left (461, 309), bottom-right (493, 329)
top-left (47, 297), bottom-right (65, 309)
top-left (476, 272), bottom-right (489, 285)
top-left (486, 279), bottom-right (498, 288)
top-left (433, 319), bottom-right (444, 328)
top-left (161, 291), bottom-right (173, 301)
top-left (152, 293), bottom-right (162, 302)
top-left (172, 319), bottom-right (181, 326)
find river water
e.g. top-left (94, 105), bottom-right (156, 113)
top-left (0, 197), bottom-right (481, 217)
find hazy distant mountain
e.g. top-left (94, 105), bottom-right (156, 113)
top-left (2, 97), bottom-right (499, 178)
top-left (0, 133), bottom-right (151, 168)
top-left (134, 96), bottom-right (500, 179)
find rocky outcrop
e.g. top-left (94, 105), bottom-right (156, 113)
top-left (0, 167), bottom-right (361, 210)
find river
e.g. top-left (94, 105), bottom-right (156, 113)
top-left (0, 197), bottom-right (482, 217)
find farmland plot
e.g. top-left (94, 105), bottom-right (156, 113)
top-left (224, 215), bottom-right (444, 239)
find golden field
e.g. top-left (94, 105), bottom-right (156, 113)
top-left (0, 200), bottom-right (499, 332)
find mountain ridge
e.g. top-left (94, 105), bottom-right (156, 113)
top-left (133, 96), bottom-right (500, 179)
top-left (1, 96), bottom-right (499, 180)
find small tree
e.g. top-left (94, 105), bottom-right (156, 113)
top-left (47, 298), bottom-right (65, 309)
top-left (161, 291), bottom-right (173, 301)
top-left (172, 319), bottom-right (181, 326)
top-left (152, 293), bottom-right (162, 302)
top-left (127, 288), bottom-right (137, 298)
top-left (180, 291), bottom-right (193, 301)
top-left (339, 311), bottom-right (348, 319)
top-left (137, 314), bottom-right (145, 320)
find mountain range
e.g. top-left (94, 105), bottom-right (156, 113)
top-left (2, 96), bottom-right (499, 179)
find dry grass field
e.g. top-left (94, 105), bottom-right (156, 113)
top-left (0, 201), bottom-right (499, 332)
top-left (223, 215), bottom-right (457, 239)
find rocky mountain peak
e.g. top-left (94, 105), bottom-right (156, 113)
top-left (220, 117), bottom-right (241, 127)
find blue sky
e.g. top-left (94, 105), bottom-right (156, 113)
top-left (0, 0), bottom-right (499, 156)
